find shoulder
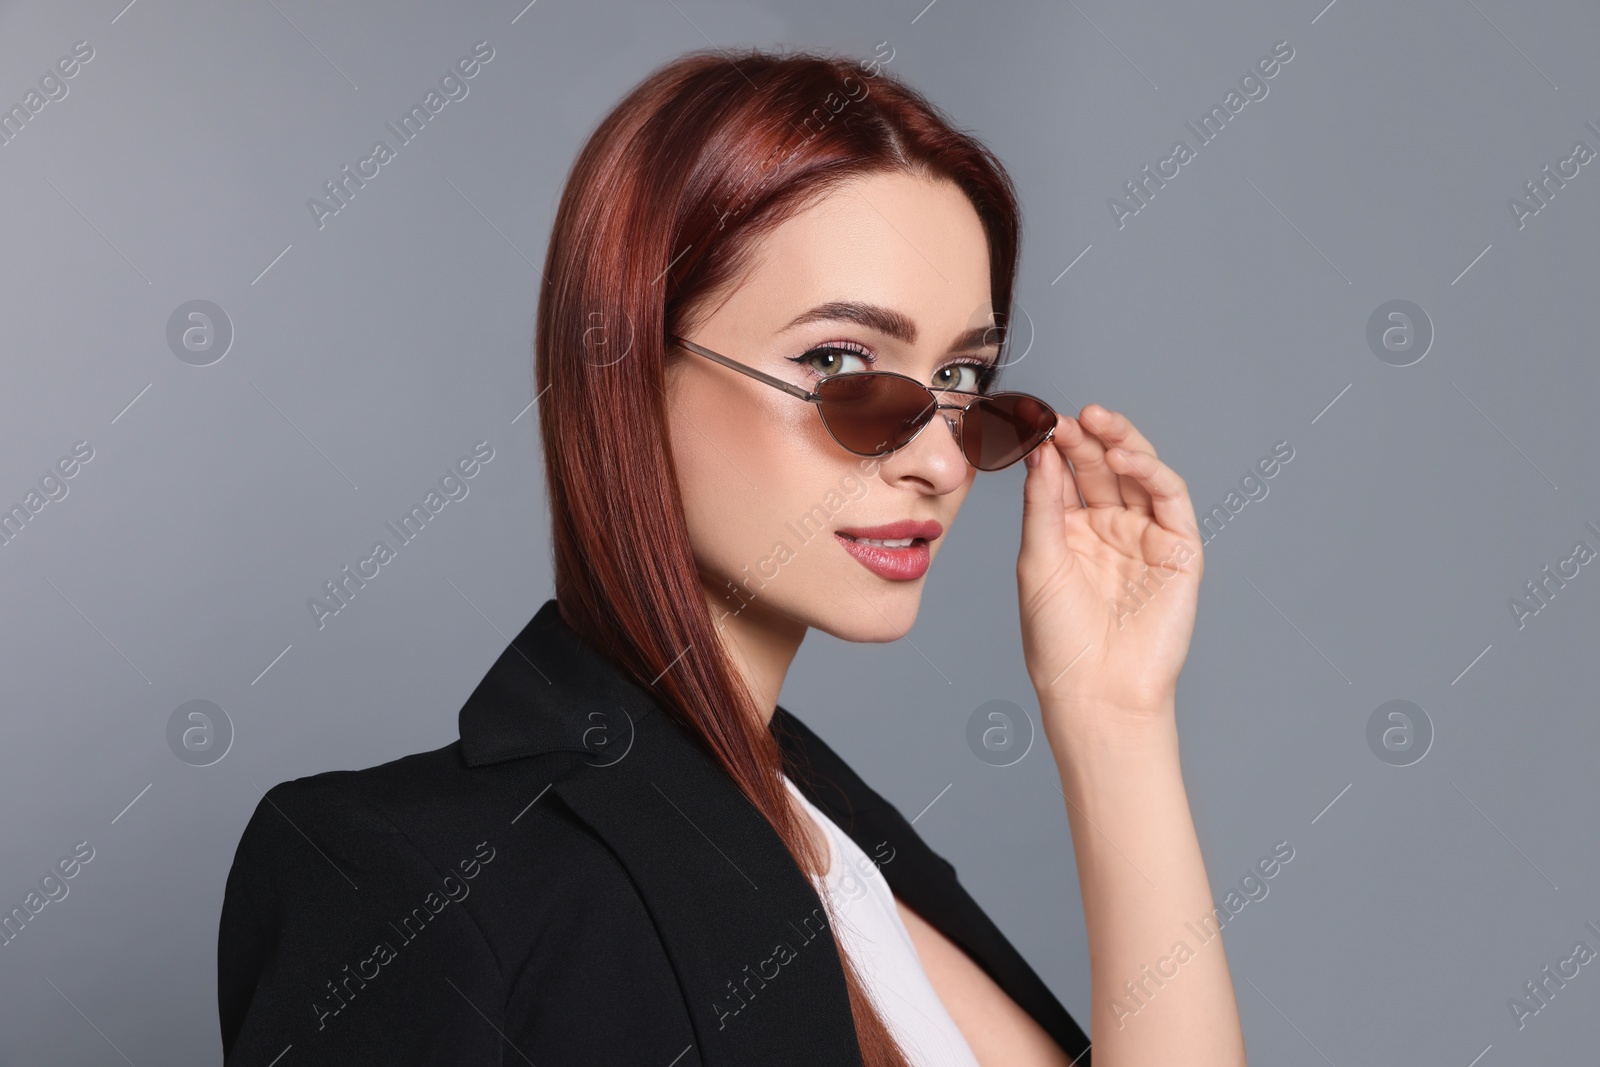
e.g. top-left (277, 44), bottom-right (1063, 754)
top-left (219, 743), bottom-right (679, 1061)
top-left (224, 744), bottom-right (502, 925)
top-left (224, 740), bottom-right (648, 934)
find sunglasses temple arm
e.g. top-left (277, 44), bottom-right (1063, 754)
top-left (670, 337), bottom-right (817, 402)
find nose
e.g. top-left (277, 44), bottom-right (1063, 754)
top-left (874, 404), bottom-right (970, 492)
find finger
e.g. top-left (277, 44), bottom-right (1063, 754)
top-left (1078, 405), bottom-right (1155, 512)
top-left (1101, 445), bottom-right (1201, 546)
top-left (1019, 414), bottom-right (1074, 571)
top-left (1044, 414), bottom-right (1085, 513)
top-left (1054, 407), bottom-right (1123, 509)
top-left (1079, 404), bottom-right (1158, 458)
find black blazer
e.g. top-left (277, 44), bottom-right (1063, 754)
top-left (218, 598), bottom-right (1091, 1065)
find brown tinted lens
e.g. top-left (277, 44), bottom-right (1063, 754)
top-left (813, 373), bottom-right (937, 456)
top-left (964, 393), bottom-right (1057, 470)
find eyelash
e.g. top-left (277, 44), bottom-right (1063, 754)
top-left (786, 340), bottom-right (1000, 393)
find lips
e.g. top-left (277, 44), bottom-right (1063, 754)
top-left (834, 520), bottom-right (942, 581)
top-left (835, 519), bottom-right (944, 545)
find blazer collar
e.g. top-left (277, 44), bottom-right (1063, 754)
top-left (457, 597), bottom-right (660, 766)
top-left (458, 598), bottom-right (865, 1064)
top-left (456, 598), bottom-right (1090, 1066)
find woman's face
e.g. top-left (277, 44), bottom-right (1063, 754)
top-left (666, 170), bottom-right (998, 643)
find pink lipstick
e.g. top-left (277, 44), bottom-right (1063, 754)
top-left (834, 520), bottom-right (943, 582)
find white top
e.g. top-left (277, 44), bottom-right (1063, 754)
top-left (782, 774), bottom-right (982, 1067)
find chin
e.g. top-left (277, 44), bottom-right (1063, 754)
top-left (807, 587), bottom-right (924, 644)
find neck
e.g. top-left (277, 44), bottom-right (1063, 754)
top-left (702, 582), bottom-right (807, 727)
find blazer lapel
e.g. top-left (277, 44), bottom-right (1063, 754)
top-left (458, 599), bottom-right (1092, 1066)
top-left (458, 600), bottom-right (863, 1066)
top-left (773, 707), bottom-right (1093, 1065)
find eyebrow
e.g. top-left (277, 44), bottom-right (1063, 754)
top-left (779, 300), bottom-right (1000, 354)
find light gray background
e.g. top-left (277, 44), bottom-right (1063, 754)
top-left (2, 0), bottom-right (1597, 1062)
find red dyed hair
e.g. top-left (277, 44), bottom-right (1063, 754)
top-left (534, 46), bottom-right (1022, 1066)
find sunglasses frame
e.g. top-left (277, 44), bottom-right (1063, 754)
top-left (668, 335), bottom-right (1057, 471)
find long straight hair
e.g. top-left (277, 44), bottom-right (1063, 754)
top-left (535, 46), bottom-right (1021, 1066)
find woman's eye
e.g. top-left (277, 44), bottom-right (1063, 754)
top-left (931, 362), bottom-right (988, 393)
top-left (799, 345), bottom-right (871, 376)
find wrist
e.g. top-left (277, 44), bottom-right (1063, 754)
top-left (1041, 695), bottom-right (1180, 767)
top-left (1045, 706), bottom-right (1186, 813)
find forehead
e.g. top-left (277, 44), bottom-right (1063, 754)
top-left (718, 171), bottom-right (996, 343)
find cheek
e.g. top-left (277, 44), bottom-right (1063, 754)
top-left (668, 379), bottom-right (826, 580)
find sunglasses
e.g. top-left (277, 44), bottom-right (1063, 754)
top-left (669, 336), bottom-right (1058, 472)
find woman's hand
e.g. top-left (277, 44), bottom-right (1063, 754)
top-left (1017, 404), bottom-right (1204, 737)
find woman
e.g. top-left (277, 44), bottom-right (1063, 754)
top-left (218, 47), bottom-right (1246, 1066)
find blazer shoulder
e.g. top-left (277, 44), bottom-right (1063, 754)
top-left (218, 751), bottom-right (508, 1060)
top-left (219, 743), bottom-right (657, 1062)
top-left (223, 740), bottom-right (613, 925)
top-left (224, 744), bottom-right (478, 897)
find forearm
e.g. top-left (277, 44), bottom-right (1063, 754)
top-left (1045, 701), bottom-right (1246, 1066)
